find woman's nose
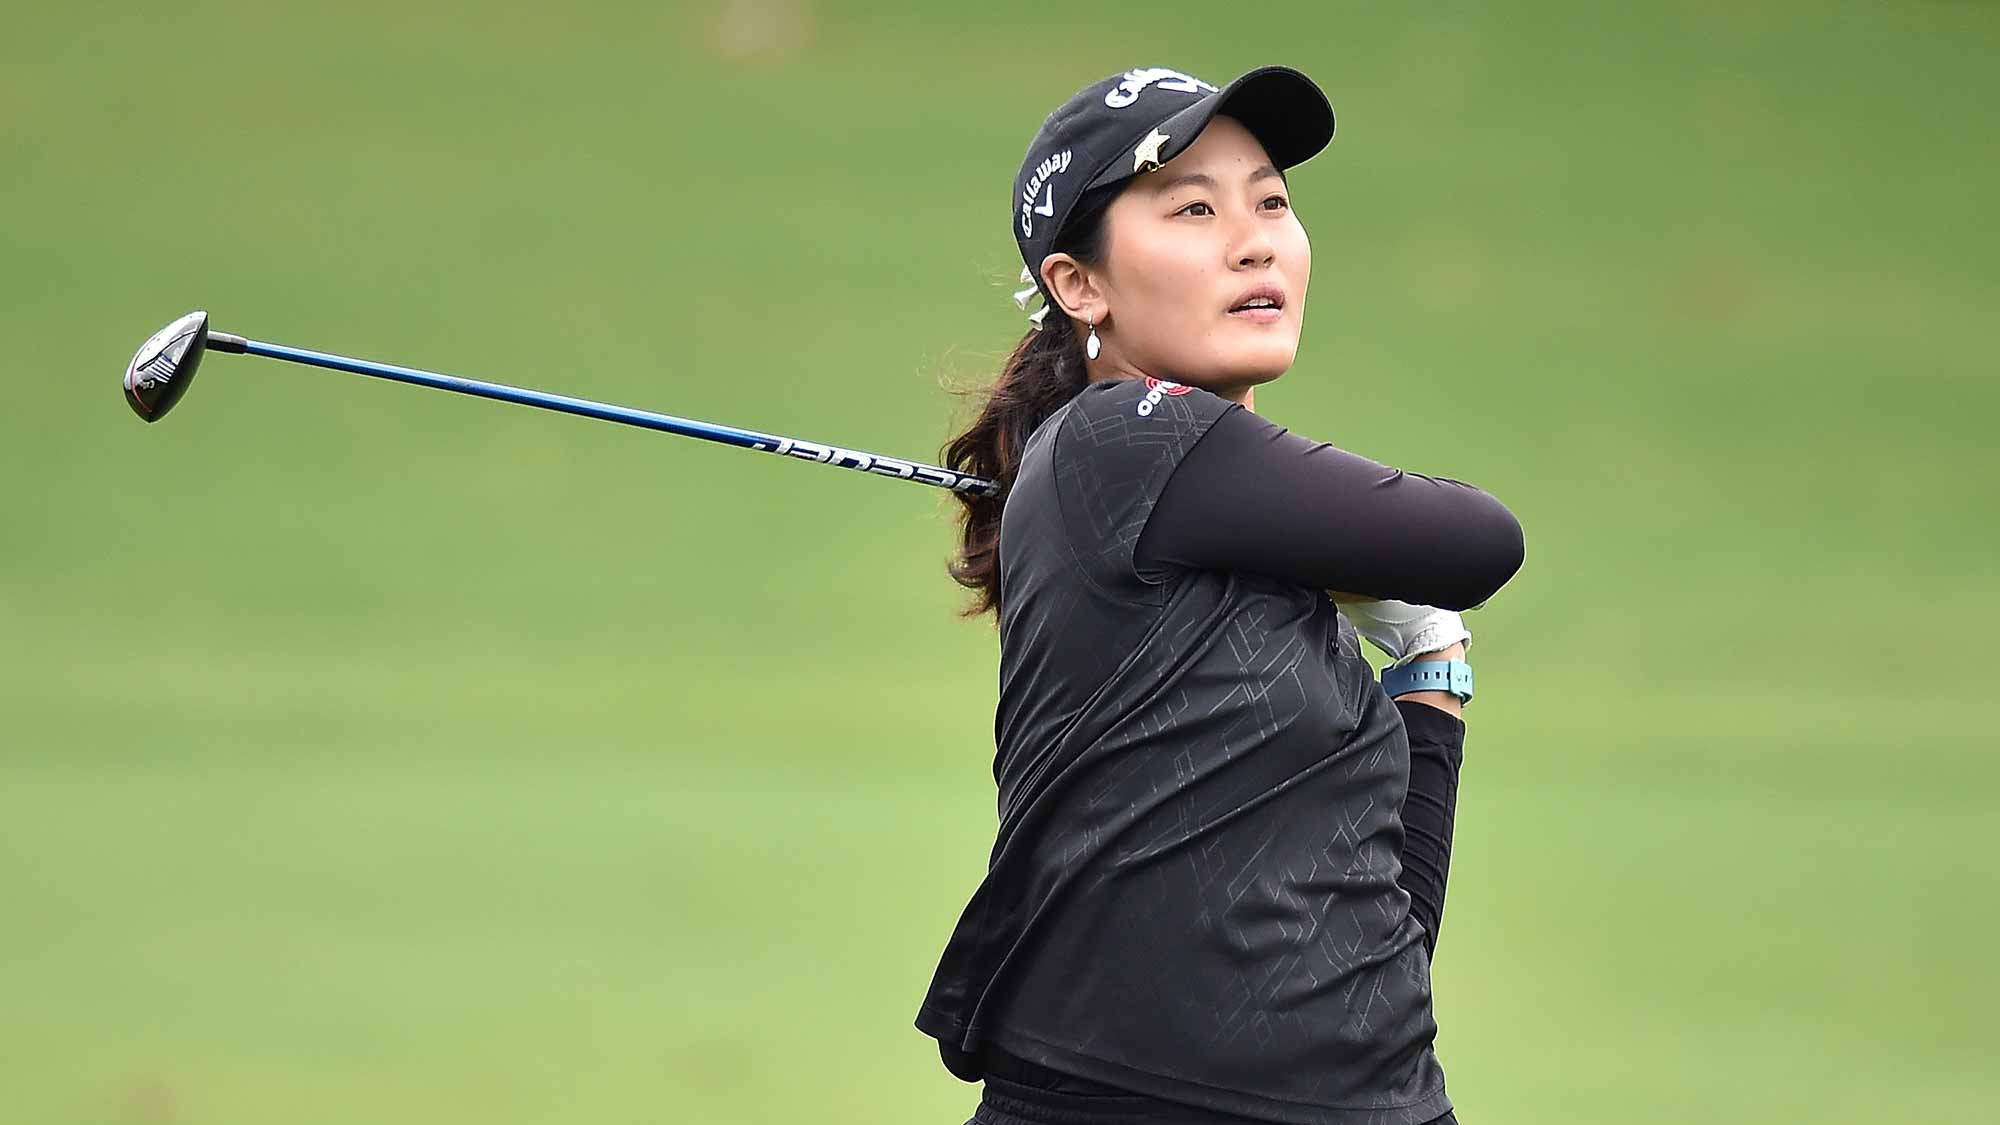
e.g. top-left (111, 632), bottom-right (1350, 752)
top-left (1232, 220), bottom-right (1276, 269)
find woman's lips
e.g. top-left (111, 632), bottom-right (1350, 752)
top-left (1226, 282), bottom-right (1287, 324)
top-left (1227, 306), bottom-right (1285, 324)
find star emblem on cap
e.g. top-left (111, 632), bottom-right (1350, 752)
top-left (1132, 129), bottom-right (1170, 173)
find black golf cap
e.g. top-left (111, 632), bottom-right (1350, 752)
top-left (1013, 65), bottom-right (1335, 278)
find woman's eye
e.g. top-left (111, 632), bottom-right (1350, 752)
top-left (1261, 194), bottom-right (1289, 211)
top-left (1178, 201), bottom-right (1214, 217)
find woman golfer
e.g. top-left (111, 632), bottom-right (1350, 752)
top-left (918, 66), bottom-right (1524, 1125)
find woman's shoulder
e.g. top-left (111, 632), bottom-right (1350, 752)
top-left (1060, 377), bottom-right (1239, 449)
top-left (1017, 379), bottom-right (1240, 490)
top-left (1048, 379), bottom-right (1234, 451)
top-left (1068, 375), bottom-right (1216, 416)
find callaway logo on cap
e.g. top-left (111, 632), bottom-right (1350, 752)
top-left (1012, 65), bottom-right (1337, 282)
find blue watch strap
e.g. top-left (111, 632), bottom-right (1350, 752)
top-left (1380, 659), bottom-right (1474, 704)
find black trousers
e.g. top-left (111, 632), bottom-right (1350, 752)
top-left (966, 1107), bottom-right (1458, 1125)
top-left (962, 1075), bottom-right (1460, 1125)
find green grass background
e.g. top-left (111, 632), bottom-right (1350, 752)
top-left (4, 2), bottom-right (1996, 1121)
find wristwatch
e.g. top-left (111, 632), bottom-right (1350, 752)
top-left (1380, 659), bottom-right (1474, 705)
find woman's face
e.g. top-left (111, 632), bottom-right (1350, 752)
top-left (1052, 115), bottom-right (1312, 400)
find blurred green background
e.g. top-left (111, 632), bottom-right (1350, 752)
top-left (5, 2), bottom-right (1996, 1122)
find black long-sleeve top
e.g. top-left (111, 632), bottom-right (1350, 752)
top-left (1135, 403), bottom-right (1524, 612)
top-left (978, 393), bottom-right (1513, 1115)
top-left (1132, 402), bottom-right (1513, 955)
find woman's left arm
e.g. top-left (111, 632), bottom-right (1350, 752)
top-left (1328, 605), bottom-right (1469, 957)
top-left (1395, 694), bottom-right (1464, 959)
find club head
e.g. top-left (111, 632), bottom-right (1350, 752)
top-left (124, 311), bottom-right (210, 422)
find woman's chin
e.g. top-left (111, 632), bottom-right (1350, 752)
top-left (1148, 339), bottom-right (1298, 391)
top-left (1210, 344), bottom-right (1298, 385)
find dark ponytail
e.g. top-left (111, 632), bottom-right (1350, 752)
top-left (942, 183), bottom-right (1121, 619)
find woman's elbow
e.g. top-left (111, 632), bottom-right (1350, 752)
top-left (1431, 498), bottom-right (1523, 611)
top-left (1460, 500), bottom-right (1524, 609)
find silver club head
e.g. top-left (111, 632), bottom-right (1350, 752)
top-left (123, 311), bottom-right (211, 422)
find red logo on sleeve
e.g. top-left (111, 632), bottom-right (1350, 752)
top-left (1136, 377), bottom-right (1192, 416)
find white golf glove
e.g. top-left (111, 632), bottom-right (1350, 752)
top-left (1336, 598), bottom-right (1471, 668)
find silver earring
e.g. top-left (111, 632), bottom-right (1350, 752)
top-left (1085, 319), bottom-right (1101, 361)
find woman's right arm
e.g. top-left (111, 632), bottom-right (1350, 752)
top-left (1133, 405), bottom-right (1523, 609)
top-left (1134, 405), bottom-right (1513, 958)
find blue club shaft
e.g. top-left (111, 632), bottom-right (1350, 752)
top-left (221, 336), bottom-right (999, 498)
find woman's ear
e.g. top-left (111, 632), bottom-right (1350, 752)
top-left (1040, 254), bottom-right (1104, 324)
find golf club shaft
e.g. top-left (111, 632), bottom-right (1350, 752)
top-left (204, 331), bottom-right (999, 498)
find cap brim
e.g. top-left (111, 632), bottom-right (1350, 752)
top-left (1089, 65), bottom-right (1335, 191)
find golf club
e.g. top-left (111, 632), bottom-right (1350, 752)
top-left (123, 311), bottom-right (1000, 497)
